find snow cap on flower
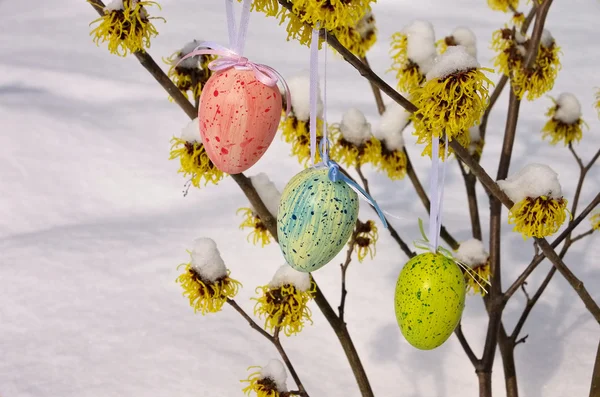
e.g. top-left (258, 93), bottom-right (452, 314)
top-left (455, 239), bottom-right (488, 266)
top-left (286, 72), bottom-right (323, 122)
top-left (541, 29), bottom-right (554, 47)
top-left (427, 45), bottom-right (479, 80)
top-left (404, 21), bottom-right (437, 73)
top-left (181, 117), bottom-right (201, 143)
top-left (269, 265), bottom-right (311, 292)
top-left (260, 360), bottom-right (288, 392)
top-left (497, 164), bottom-right (563, 203)
top-left (250, 173), bottom-right (281, 217)
top-left (340, 108), bottom-right (372, 146)
top-left (553, 93), bottom-right (582, 125)
top-left (375, 103), bottom-right (408, 151)
top-left (105, 0), bottom-right (125, 11)
top-left (451, 27), bottom-right (477, 58)
top-left (190, 238), bottom-right (227, 282)
top-left (174, 39), bottom-right (206, 69)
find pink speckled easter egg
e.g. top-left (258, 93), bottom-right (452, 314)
top-left (198, 68), bottom-right (282, 174)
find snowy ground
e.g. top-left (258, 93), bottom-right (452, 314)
top-left (1, 0), bottom-right (599, 396)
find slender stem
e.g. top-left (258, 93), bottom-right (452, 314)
top-left (454, 323), bottom-right (480, 367)
top-left (339, 228), bottom-right (358, 322)
top-left (534, 238), bottom-right (600, 324)
top-left (361, 56), bottom-right (386, 115)
top-left (570, 229), bottom-right (594, 244)
top-left (458, 160), bottom-right (483, 240)
top-left (228, 299), bottom-right (274, 341)
top-left (355, 165), bottom-right (371, 196)
top-left (274, 327), bottom-right (308, 395)
top-left (504, 194), bottom-right (600, 301)
top-left (591, 339), bottom-right (600, 397)
top-left (524, 0), bottom-right (554, 70)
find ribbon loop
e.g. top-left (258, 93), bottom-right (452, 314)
top-left (317, 139), bottom-right (388, 228)
top-left (175, 42), bottom-right (292, 116)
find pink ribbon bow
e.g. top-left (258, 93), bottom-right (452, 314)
top-left (176, 41), bottom-right (291, 115)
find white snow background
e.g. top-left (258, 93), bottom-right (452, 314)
top-left (1, 0), bottom-right (599, 396)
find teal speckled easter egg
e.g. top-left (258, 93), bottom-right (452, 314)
top-left (277, 167), bottom-right (358, 272)
top-left (394, 252), bottom-right (466, 350)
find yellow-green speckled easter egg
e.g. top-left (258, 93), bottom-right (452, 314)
top-left (277, 167), bottom-right (358, 272)
top-left (394, 252), bottom-right (466, 350)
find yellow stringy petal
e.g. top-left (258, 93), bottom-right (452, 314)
top-left (169, 137), bottom-right (225, 188)
top-left (464, 262), bottom-right (491, 296)
top-left (591, 211), bottom-right (600, 231)
top-left (89, 0), bottom-right (165, 56)
top-left (595, 90), bottom-right (600, 118)
top-left (541, 103), bottom-right (586, 146)
top-left (237, 208), bottom-right (272, 247)
top-left (253, 283), bottom-right (315, 336)
top-left (164, 49), bottom-right (214, 101)
top-left (417, 128), bottom-right (471, 159)
top-left (176, 264), bottom-right (242, 315)
top-left (353, 220), bottom-right (378, 262)
top-left (508, 196), bottom-right (570, 239)
top-left (242, 368), bottom-right (281, 397)
top-left (333, 11), bottom-right (377, 58)
top-left (379, 145), bottom-right (407, 180)
top-left (280, 114), bottom-right (324, 167)
top-left (412, 68), bottom-right (493, 154)
top-left (512, 42), bottom-right (561, 101)
top-left (329, 125), bottom-right (382, 168)
top-left (289, 0), bottom-right (374, 31)
top-left (487, 0), bottom-right (519, 12)
top-left (389, 33), bottom-right (426, 94)
top-left (512, 12), bottom-right (525, 27)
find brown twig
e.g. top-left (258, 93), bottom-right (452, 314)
top-left (360, 56), bottom-right (385, 115)
top-left (458, 160), bottom-right (483, 240)
top-left (228, 300), bottom-right (309, 396)
top-left (524, 0), bottom-right (554, 70)
top-left (454, 323), bottom-right (480, 368)
top-left (338, 228), bottom-right (358, 322)
top-left (273, 327), bottom-right (308, 396)
top-left (591, 339), bottom-right (600, 397)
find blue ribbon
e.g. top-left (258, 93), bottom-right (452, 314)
top-left (318, 139), bottom-right (388, 229)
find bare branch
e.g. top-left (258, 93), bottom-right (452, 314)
top-left (515, 335), bottom-right (529, 346)
top-left (339, 227), bottom-right (358, 321)
top-left (454, 323), bottom-right (480, 367)
top-left (591, 339), bottom-right (600, 397)
top-left (273, 327), bottom-right (309, 396)
top-left (458, 159), bottom-right (483, 240)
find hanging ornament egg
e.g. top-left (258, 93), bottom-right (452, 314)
top-left (394, 252), bottom-right (466, 350)
top-left (277, 167), bottom-right (358, 273)
top-left (198, 68), bottom-right (282, 174)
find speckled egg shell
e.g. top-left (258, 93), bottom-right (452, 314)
top-left (394, 252), bottom-right (466, 350)
top-left (199, 68), bottom-right (282, 174)
top-left (277, 167), bottom-right (358, 273)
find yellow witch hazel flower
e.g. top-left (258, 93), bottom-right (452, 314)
top-left (455, 239), bottom-right (490, 296)
top-left (374, 103), bottom-right (409, 179)
top-left (542, 93), bottom-right (587, 146)
top-left (591, 211), bottom-right (600, 231)
top-left (163, 40), bottom-right (214, 101)
top-left (353, 220), bottom-right (379, 262)
top-left (176, 238), bottom-right (242, 314)
top-left (334, 11), bottom-right (377, 58)
top-left (498, 164), bottom-right (570, 239)
top-left (595, 89), bottom-right (600, 118)
top-left (89, 0), bottom-right (164, 56)
top-left (390, 20), bottom-right (437, 94)
top-left (237, 173), bottom-right (281, 247)
top-left (253, 265), bottom-right (315, 336)
top-left (437, 27), bottom-right (477, 59)
top-left (169, 118), bottom-right (225, 190)
top-left (329, 108), bottom-right (381, 168)
top-left (493, 28), bottom-right (561, 101)
top-left (279, 73), bottom-right (324, 166)
top-left (242, 359), bottom-right (288, 397)
top-left (413, 46), bottom-right (493, 157)
top-left (487, 0), bottom-right (519, 12)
